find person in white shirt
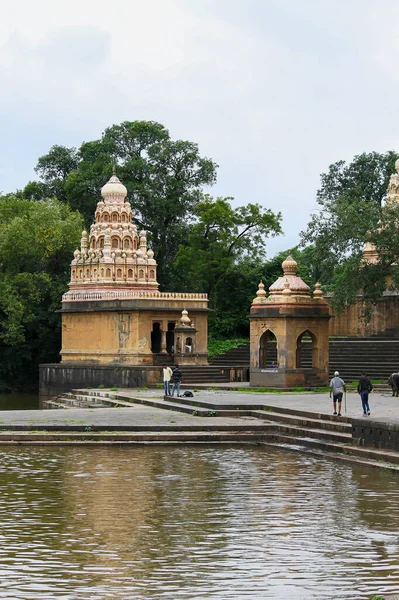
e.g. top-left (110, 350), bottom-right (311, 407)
top-left (329, 371), bottom-right (346, 417)
top-left (162, 364), bottom-right (173, 396)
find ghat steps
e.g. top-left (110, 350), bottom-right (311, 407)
top-left (42, 389), bottom-right (399, 470)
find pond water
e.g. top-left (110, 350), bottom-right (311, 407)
top-left (0, 445), bottom-right (398, 599)
top-left (0, 394), bottom-right (39, 411)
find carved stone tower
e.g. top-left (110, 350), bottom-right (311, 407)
top-left (68, 170), bottom-right (158, 292)
top-left (249, 255), bottom-right (331, 388)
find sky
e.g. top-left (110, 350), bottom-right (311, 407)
top-left (1, 0), bottom-right (399, 257)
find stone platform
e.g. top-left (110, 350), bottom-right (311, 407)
top-left (0, 389), bottom-right (398, 471)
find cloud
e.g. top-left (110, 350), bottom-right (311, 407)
top-left (1, 0), bottom-right (399, 256)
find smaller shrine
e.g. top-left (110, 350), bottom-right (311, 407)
top-left (249, 255), bottom-right (331, 388)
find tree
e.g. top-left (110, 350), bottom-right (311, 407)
top-left (24, 121), bottom-right (218, 288)
top-left (301, 151), bottom-right (399, 313)
top-left (175, 195), bottom-right (282, 337)
top-left (0, 196), bottom-right (83, 390)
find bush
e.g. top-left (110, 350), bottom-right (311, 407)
top-left (208, 338), bottom-right (248, 360)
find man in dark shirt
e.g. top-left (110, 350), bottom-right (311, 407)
top-left (357, 373), bottom-right (373, 416)
top-left (171, 365), bottom-right (182, 397)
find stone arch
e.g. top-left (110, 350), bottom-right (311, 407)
top-left (103, 213), bottom-right (109, 222)
top-left (117, 268), bottom-right (122, 278)
top-left (106, 268), bottom-right (111, 278)
top-left (133, 238), bottom-right (138, 250)
top-left (149, 269), bottom-right (155, 279)
top-left (111, 237), bottom-right (119, 249)
top-left (296, 329), bottom-right (318, 369)
top-left (127, 269), bottom-right (133, 279)
top-left (97, 237), bottom-right (104, 249)
top-left (121, 213), bottom-right (126, 222)
top-left (123, 238), bottom-right (131, 249)
top-left (139, 269), bottom-right (144, 279)
top-left (112, 212), bottom-right (118, 222)
top-left (259, 329), bottom-right (277, 369)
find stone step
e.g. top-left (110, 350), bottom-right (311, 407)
top-left (250, 409), bottom-right (352, 434)
top-left (269, 435), bottom-right (399, 468)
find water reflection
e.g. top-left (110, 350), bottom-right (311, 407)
top-left (0, 446), bottom-right (398, 598)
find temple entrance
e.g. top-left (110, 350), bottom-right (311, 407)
top-left (151, 322), bottom-right (161, 353)
top-left (259, 330), bottom-right (277, 368)
top-left (166, 322), bottom-right (175, 354)
top-left (296, 330), bottom-right (316, 368)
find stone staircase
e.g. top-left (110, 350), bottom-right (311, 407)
top-left (42, 389), bottom-right (399, 469)
top-left (210, 338), bottom-right (399, 382)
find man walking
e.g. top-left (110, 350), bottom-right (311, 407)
top-left (162, 364), bottom-right (173, 396)
top-left (329, 371), bottom-right (346, 417)
top-left (171, 365), bottom-right (182, 397)
top-left (357, 373), bottom-right (373, 416)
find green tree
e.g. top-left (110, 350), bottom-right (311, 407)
top-left (24, 121), bottom-right (218, 288)
top-left (301, 151), bottom-right (399, 313)
top-left (175, 195), bottom-right (282, 336)
top-left (0, 196), bottom-right (83, 390)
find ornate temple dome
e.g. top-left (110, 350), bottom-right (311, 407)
top-left (268, 255), bottom-right (310, 296)
top-left (100, 170), bottom-right (128, 201)
top-left (67, 171), bottom-right (158, 292)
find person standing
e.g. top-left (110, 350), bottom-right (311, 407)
top-left (329, 371), bottom-right (346, 416)
top-left (357, 373), bottom-right (373, 416)
top-left (162, 364), bottom-right (173, 396)
top-left (171, 365), bottom-right (182, 397)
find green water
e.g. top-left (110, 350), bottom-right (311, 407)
top-left (0, 444), bottom-right (397, 599)
top-left (0, 393), bottom-right (39, 410)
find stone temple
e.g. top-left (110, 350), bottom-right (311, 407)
top-left (40, 171), bottom-right (208, 393)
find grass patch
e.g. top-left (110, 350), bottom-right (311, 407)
top-left (208, 338), bottom-right (249, 360)
top-left (110, 387), bottom-right (119, 391)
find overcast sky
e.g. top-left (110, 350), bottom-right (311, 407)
top-left (1, 0), bottom-right (399, 256)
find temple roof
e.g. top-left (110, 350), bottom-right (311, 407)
top-left (268, 255), bottom-right (310, 296)
top-left (100, 170), bottom-right (128, 201)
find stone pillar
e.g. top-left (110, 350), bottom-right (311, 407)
top-left (161, 330), bottom-right (167, 353)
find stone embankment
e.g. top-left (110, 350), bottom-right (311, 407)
top-left (0, 389), bottom-right (395, 472)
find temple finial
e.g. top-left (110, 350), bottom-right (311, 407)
top-left (112, 165), bottom-right (116, 176)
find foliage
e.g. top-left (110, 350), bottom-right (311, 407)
top-left (301, 151), bottom-right (399, 314)
top-left (208, 338), bottom-right (249, 360)
top-left (25, 121), bottom-right (218, 288)
top-left (175, 195), bottom-right (282, 337)
top-left (0, 196), bottom-right (83, 390)
top-left (176, 195), bottom-right (282, 296)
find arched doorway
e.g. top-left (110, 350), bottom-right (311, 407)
top-left (151, 322), bottom-right (162, 353)
top-left (259, 330), bottom-right (277, 368)
top-left (296, 330), bottom-right (317, 368)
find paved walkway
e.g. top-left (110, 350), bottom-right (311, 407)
top-left (0, 388), bottom-right (394, 429)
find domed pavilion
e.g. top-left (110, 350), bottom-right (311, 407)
top-left (249, 255), bottom-right (331, 388)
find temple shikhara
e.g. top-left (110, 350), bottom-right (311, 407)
top-left (41, 171), bottom-right (209, 392)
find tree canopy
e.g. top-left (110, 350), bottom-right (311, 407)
top-left (301, 151), bottom-right (399, 313)
top-left (0, 196), bottom-right (83, 390)
top-left (24, 121), bottom-right (218, 288)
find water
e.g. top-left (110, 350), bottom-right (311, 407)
top-left (0, 445), bottom-right (398, 599)
top-left (0, 394), bottom-right (39, 410)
